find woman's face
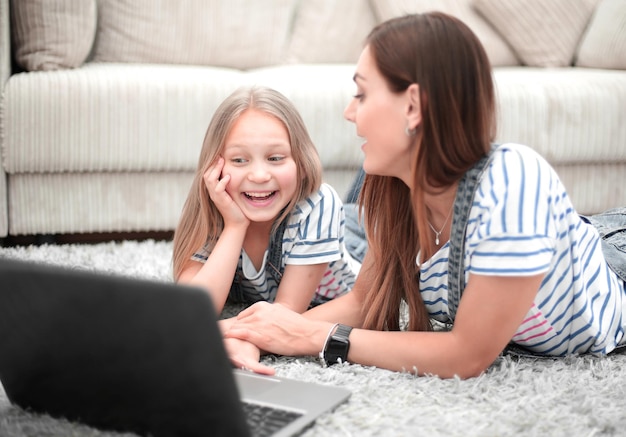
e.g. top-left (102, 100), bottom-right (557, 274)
top-left (344, 45), bottom-right (418, 184)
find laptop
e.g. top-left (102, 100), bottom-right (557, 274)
top-left (0, 257), bottom-right (350, 437)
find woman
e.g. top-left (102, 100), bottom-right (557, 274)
top-left (226, 13), bottom-right (626, 379)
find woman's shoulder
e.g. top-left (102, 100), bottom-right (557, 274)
top-left (494, 142), bottom-right (551, 166)
top-left (488, 142), bottom-right (561, 183)
top-left (474, 142), bottom-right (575, 232)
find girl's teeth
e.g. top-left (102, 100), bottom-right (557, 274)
top-left (245, 192), bottom-right (275, 200)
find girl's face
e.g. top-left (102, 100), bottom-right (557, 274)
top-left (221, 109), bottom-right (298, 225)
top-left (344, 45), bottom-right (418, 185)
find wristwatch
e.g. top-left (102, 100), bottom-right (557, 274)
top-left (322, 324), bottom-right (353, 366)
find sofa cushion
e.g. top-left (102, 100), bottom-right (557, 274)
top-left (286, 0), bottom-right (375, 64)
top-left (493, 68), bottom-right (626, 163)
top-left (2, 64), bottom-right (246, 173)
top-left (8, 172), bottom-right (194, 235)
top-left (92, 0), bottom-right (294, 70)
top-left (576, 0), bottom-right (626, 69)
top-left (10, 0), bottom-right (96, 71)
top-left (473, 0), bottom-right (600, 67)
top-left (369, 0), bottom-right (519, 66)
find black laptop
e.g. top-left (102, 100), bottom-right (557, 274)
top-left (0, 257), bottom-right (350, 437)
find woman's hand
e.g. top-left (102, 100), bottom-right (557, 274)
top-left (223, 337), bottom-right (275, 375)
top-left (225, 302), bottom-right (331, 357)
top-left (204, 157), bottom-right (248, 228)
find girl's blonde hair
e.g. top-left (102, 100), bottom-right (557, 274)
top-left (172, 86), bottom-right (323, 280)
top-left (360, 13), bottom-right (496, 332)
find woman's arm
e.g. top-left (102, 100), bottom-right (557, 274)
top-left (226, 271), bottom-right (543, 378)
top-left (346, 273), bottom-right (543, 378)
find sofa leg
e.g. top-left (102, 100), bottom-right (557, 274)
top-left (35, 234), bottom-right (57, 245)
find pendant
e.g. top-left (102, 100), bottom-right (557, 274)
top-left (435, 232), bottom-right (441, 245)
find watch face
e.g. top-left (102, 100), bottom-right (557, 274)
top-left (326, 336), bottom-right (350, 364)
top-left (323, 325), bottom-right (352, 366)
top-left (329, 336), bottom-right (349, 350)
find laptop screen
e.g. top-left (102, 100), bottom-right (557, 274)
top-left (0, 257), bottom-right (250, 437)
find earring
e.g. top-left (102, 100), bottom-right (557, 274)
top-left (405, 126), bottom-right (417, 137)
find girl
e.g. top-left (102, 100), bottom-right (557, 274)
top-left (173, 86), bottom-right (358, 318)
top-left (225, 13), bottom-right (626, 378)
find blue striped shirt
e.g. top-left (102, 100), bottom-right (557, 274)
top-left (193, 183), bottom-right (359, 305)
top-left (420, 143), bottom-right (625, 355)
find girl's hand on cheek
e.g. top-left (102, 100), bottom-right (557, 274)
top-left (204, 158), bottom-right (249, 228)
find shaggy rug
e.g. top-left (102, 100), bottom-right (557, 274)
top-left (1, 240), bottom-right (626, 437)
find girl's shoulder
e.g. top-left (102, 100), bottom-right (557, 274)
top-left (291, 183), bottom-right (342, 217)
top-left (285, 183), bottom-right (344, 233)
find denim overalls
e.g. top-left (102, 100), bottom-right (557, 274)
top-left (448, 147), bottom-right (626, 318)
top-left (581, 208), bottom-right (626, 283)
top-left (228, 216), bottom-right (336, 308)
top-left (447, 146), bottom-right (626, 356)
top-left (343, 149), bottom-right (626, 321)
top-left (228, 219), bottom-right (286, 304)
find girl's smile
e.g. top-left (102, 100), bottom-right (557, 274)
top-left (242, 190), bottom-right (277, 207)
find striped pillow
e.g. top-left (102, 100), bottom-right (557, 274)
top-left (11, 0), bottom-right (97, 71)
top-left (472, 0), bottom-right (600, 67)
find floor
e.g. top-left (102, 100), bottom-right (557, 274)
top-left (0, 231), bottom-right (174, 248)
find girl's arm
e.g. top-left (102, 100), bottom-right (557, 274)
top-left (226, 269), bottom-right (543, 379)
top-left (273, 263), bottom-right (329, 313)
top-left (301, 249), bottom-right (374, 326)
top-left (178, 158), bottom-right (250, 313)
top-left (177, 223), bottom-right (247, 313)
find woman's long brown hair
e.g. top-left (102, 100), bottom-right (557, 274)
top-left (360, 13), bottom-right (496, 332)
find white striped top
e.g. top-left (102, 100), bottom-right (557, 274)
top-left (193, 183), bottom-right (359, 305)
top-left (420, 143), bottom-right (625, 355)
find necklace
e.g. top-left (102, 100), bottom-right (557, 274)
top-left (427, 204), bottom-right (454, 246)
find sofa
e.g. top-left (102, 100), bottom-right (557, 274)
top-left (1, 0), bottom-right (625, 239)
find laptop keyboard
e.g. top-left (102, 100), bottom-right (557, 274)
top-left (241, 401), bottom-right (303, 437)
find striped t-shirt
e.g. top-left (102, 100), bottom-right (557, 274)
top-left (419, 143), bottom-right (625, 355)
top-left (192, 183), bottom-right (359, 306)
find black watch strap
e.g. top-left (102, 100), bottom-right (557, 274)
top-left (322, 324), bottom-right (353, 366)
top-left (334, 324), bottom-right (353, 339)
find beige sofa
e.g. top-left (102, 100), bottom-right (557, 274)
top-left (1, 0), bottom-right (625, 239)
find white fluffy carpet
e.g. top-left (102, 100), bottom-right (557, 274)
top-left (1, 240), bottom-right (626, 437)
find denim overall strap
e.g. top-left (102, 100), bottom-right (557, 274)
top-left (266, 218), bottom-right (287, 284)
top-left (580, 207), bottom-right (626, 283)
top-left (228, 217), bottom-right (287, 303)
top-left (447, 145), bottom-right (497, 321)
